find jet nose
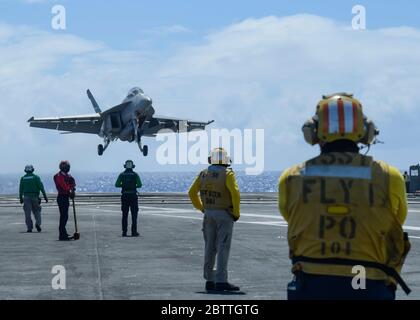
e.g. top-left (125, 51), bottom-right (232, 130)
top-left (142, 94), bottom-right (153, 106)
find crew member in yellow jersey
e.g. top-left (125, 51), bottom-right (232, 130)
top-left (189, 148), bottom-right (241, 292)
top-left (278, 93), bottom-right (411, 300)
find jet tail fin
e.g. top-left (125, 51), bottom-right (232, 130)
top-left (87, 89), bottom-right (102, 113)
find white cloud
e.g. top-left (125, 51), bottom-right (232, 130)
top-left (1, 14), bottom-right (420, 174)
top-left (0, 23), bottom-right (160, 174)
top-left (143, 24), bottom-right (191, 36)
top-left (0, 24), bottom-right (15, 41)
top-left (155, 15), bottom-right (420, 170)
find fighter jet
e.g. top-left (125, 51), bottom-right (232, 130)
top-left (28, 87), bottom-right (214, 156)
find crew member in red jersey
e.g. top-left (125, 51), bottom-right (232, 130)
top-left (54, 161), bottom-right (76, 241)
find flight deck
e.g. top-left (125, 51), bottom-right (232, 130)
top-left (1, 193), bottom-right (419, 300)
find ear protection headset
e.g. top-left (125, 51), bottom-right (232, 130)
top-left (124, 160), bottom-right (135, 169)
top-left (208, 148), bottom-right (231, 165)
top-left (24, 165), bottom-right (35, 173)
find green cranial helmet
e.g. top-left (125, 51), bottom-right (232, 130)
top-left (24, 165), bottom-right (34, 173)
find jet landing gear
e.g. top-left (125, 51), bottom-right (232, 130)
top-left (138, 139), bottom-right (148, 157)
top-left (98, 139), bottom-right (110, 156)
top-left (98, 144), bottom-right (104, 156)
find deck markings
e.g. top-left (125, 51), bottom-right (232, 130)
top-left (86, 207), bottom-right (419, 238)
top-left (91, 211), bottom-right (104, 300)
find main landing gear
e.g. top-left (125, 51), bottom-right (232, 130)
top-left (98, 138), bottom-right (110, 156)
top-left (138, 138), bottom-right (148, 157)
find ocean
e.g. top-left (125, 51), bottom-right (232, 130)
top-left (0, 171), bottom-right (281, 195)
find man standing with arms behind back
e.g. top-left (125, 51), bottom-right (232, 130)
top-left (279, 93), bottom-right (410, 299)
top-left (189, 148), bottom-right (241, 292)
top-left (19, 165), bottom-right (48, 233)
top-left (54, 161), bottom-right (76, 241)
top-left (115, 160), bottom-right (142, 237)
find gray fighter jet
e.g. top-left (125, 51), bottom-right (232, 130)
top-left (28, 87), bottom-right (214, 156)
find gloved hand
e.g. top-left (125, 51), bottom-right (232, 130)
top-left (44, 197), bottom-right (49, 203)
top-left (229, 207), bottom-right (239, 222)
top-left (20, 198), bottom-right (23, 204)
top-left (68, 177), bottom-right (75, 186)
top-left (69, 191), bottom-right (75, 200)
top-left (38, 198), bottom-right (41, 205)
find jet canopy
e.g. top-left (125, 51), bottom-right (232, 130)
top-left (127, 87), bottom-right (144, 98)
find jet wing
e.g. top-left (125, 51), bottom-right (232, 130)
top-left (140, 115), bottom-right (214, 137)
top-left (28, 114), bottom-right (102, 134)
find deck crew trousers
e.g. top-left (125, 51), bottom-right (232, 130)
top-left (121, 193), bottom-right (139, 234)
top-left (202, 209), bottom-right (234, 283)
top-left (23, 196), bottom-right (41, 231)
top-left (57, 195), bottom-right (70, 239)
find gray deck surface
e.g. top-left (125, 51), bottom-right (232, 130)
top-left (1, 193), bottom-right (419, 300)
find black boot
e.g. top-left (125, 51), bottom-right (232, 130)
top-left (215, 282), bottom-right (240, 292)
top-left (205, 281), bottom-right (215, 291)
top-left (59, 233), bottom-right (70, 241)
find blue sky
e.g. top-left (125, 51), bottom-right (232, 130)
top-left (3, 0), bottom-right (420, 49)
top-left (1, 1), bottom-right (420, 174)
top-left (3, 1), bottom-right (420, 27)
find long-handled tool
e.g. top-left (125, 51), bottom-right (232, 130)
top-left (71, 198), bottom-right (80, 240)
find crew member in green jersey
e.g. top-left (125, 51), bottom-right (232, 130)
top-left (19, 165), bottom-right (48, 233)
top-left (115, 160), bottom-right (142, 237)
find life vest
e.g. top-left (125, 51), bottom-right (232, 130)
top-left (54, 172), bottom-right (75, 196)
top-left (284, 152), bottom-right (410, 293)
top-left (120, 171), bottom-right (138, 194)
top-left (199, 166), bottom-right (233, 211)
top-left (21, 174), bottom-right (40, 196)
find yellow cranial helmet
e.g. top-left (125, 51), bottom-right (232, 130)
top-left (302, 93), bottom-right (378, 145)
top-left (209, 148), bottom-right (231, 165)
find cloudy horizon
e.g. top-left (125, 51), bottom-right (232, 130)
top-left (1, 1), bottom-right (420, 175)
